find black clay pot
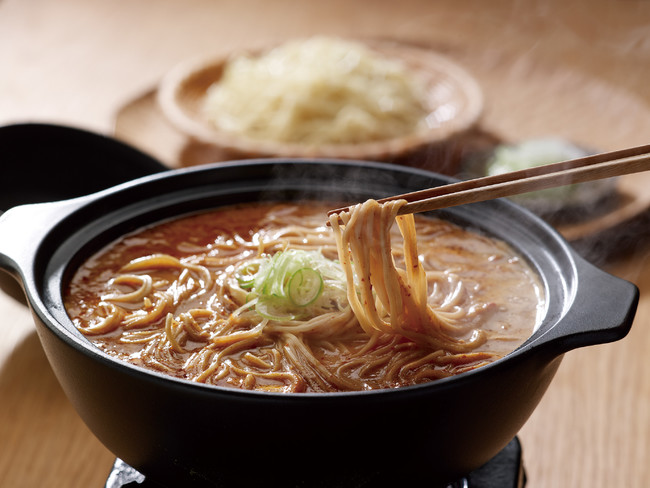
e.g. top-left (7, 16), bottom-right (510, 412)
top-left (0, 159), bottom-right (638, 487)
top-left (0, 123), bottom-right (166, 211)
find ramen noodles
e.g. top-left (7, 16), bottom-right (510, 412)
top-left (64, 201), bottom-right (544, 393)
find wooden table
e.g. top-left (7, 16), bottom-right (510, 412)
top-left (1, 0), bottom-right (649, 486)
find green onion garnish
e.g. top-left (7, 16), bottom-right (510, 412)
top-left (288, 268), bottom-right (323, 306)
top-left (233, 249), bottom-right (346, 320)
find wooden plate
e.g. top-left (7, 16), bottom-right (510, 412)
top-left (155, 39), bottom-right (484, 161)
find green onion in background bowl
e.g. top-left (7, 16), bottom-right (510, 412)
top-left (485, 138), bottom-right (617, 216)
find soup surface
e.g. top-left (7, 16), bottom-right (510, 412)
top-left (64, 201), bottom-right (544, 393)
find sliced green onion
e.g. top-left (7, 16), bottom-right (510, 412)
top-left (234, 249), bottom-right (348, 321)
top-left (255, 297), bottom-right (296, 321)
top-left (235, 260), bottom-right (264, 289)
top-left (288, 268), bottom-right (323, 306)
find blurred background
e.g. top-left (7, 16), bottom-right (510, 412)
top-left (2, 0), bottom-right (648, 137)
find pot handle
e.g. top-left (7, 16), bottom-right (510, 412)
top-left (0, 198), bottom-right (86, 281)
top-left (532, 252), bottom-right (639, 355)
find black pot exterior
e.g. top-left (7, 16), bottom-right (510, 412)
top-left (0, 159), bottom-right (638, 487)
top-left (35, 315), bottom-right (563, 487)
top-left (0, 123), bottom-right (166, 212)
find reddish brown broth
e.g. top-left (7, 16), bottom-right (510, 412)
top-left (64, 201), bottom-right (544, 392)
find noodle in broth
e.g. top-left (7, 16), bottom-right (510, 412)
top-left (64, 201), bottom-right (544, 393)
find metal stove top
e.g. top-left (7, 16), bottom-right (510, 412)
top-left (106, 437), bottom-right (525, 488)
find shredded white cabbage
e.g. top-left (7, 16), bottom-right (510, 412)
top-left (203, 37), bottom-right (430, 144)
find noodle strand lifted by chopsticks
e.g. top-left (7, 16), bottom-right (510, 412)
top-left (329, 199), bottom-right (486, 353)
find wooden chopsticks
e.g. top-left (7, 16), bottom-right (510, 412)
top-left (327, 143), bottom-right (650, 219)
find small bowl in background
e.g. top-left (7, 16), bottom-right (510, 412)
top-left (157, 38), bottom-right (484, 162)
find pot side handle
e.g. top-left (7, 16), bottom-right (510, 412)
top-left (533, 253), bottom-right (639, 355)
top-left (0, 199), bottom-right (85, 281)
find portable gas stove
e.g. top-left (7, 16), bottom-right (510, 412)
top-left (105, 437), bottom-right (525, 488)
